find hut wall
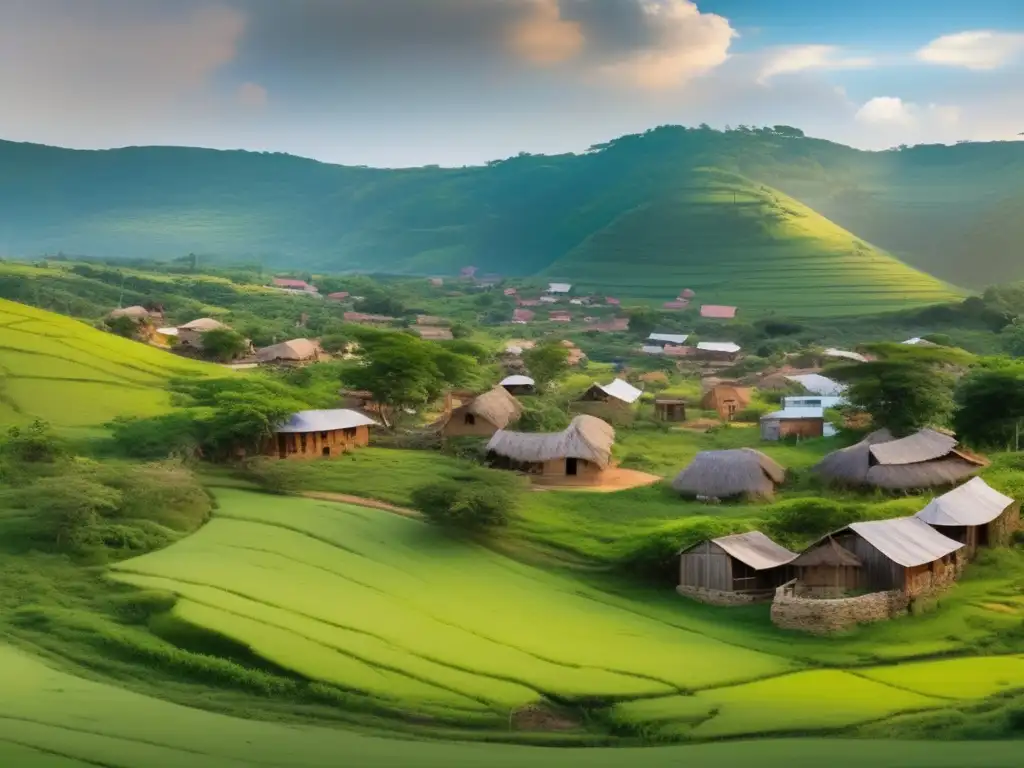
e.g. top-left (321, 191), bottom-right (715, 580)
top-left (771, 582), bottom-right (910, 634)
top-left (835, 533), bottom-right (906, 592)
top-left (678, 541), bottom-right (733, 592)
top-left (269, 426), bottom-right (370, 461)
top-left (987, 502), bottom-right (1021, 548)
top-left (794, 565), bottom-right (862, 597)
top-left (655, 402), bottom-right (687, 422)
top-left (571, 400), bottom-right (635, 426)
top-left (442, 410), bottom-right (501, 438)
top-left (503, 384), bottom-right (534, 396)
top-left (779, 418), bottom-right (825, 440)
top-left (539, 458), bottom-right (603, 479)
top-left (177, 329), bottom-right (205, 349)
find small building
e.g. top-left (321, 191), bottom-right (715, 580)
top-left (500, 375), bottom-right (536, 396)
top-left (517, 298), bottom-right (541, 307)
top-left (642, 345), bottom-right (665, 355)
top-left (549, 310), bottom-right (572, 323)
top-left (343, 311), bottom-right (395, 326)
top-left (442, 386), bottom-right (523, 438)
top-left (327, 291), bottom-right (350, 302)
top-left (700, 305), bottom-right (738, 320)
top-left (512, 309), bottom-right (535, 323)
top-left (663, 300), bottom-right (689, 311)
top-left (696, 342), bottom-right (741, 362)
top-left (547, 283), bottom-right (572, 295)
top-left (413, 326), bottom-right (455, 341)
top-left (700, 382), bottom-right (751, 421)
top-left (785, 373), bottom-right (846, 398)
top-left (813, 428), bottom-right (987, 491)
top-left (783, 395), bottom-right (845, 411)
top-left (269, 409), bottom-right (376, 460)
top-left (680, 288), bottom-right (696, 300)
top-left (647, 333), bottom-right (690, 347)
top-left (255, 338), bottom-right (325, 366)
top-left (578, 379), bottom-right (643, 408)
top-left (654, 396), bottom-right (687, 422)
top-left (273, 278), bottom-right (318, 294)
top-left (486, 415), bottom-right (614, 483)
top-left (677, 532), bottom-right (797, 604)
top-left (795, 517), bottom-right (964, 597)
top-left (605, 297), bottom-right (620, 306)
top-left (760, 406), bottom-right (826, 441)
top-left (824, 348), bottom-right (868, 363)
top-left (588, 317), bottom-right (630, 333)
top-left (177, 317), bottom-right (229, 350)
top-left (416, 315), bottom-right (446, 326)
top-left (915, 477), bottom-right (1020, 558)
top-left (672, 449), bottom-right (786, 501)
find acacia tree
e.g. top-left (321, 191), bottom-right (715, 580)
top-left (522, 341), bottom-right (570, 388)
top-left (954, 364), bottom-right (1024, 449)
top-left (345, 335), bottom-right (444, 427)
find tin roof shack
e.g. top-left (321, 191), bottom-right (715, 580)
top-left (916, 477), bottom-right (1019, 558)
top-left (255, 338), bottom-right (325, 366)
top-left (786, 373), bottom-right (846, 397)
top-left (760, 406), bottom-right (825, 442)
top-left (269, 409), bottom-right (377, 460)
top-left (672, 449), bottom-right (786, 501)
top-left (441, 386), bottom-right (523, 439)
top-left (647, 333), bottom-right (690, 347)
top-left (654, 396), bottom-right (687, 423)
top-left (813, 428), bottom-right (987, 491)
top-left (499, 375), bottom-right (535, 396)
top-left (700, 381), bottom-right (752, 421)
top-left (678, 532), bottom-right (797, 605)
top-left (695, 342), bottom-right (741, 363)
top-left (486, 415), bottom-right (614, 485)
top-left (575, 378), bottom-right (643, 425)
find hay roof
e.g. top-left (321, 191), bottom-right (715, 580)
top-left (812, 429), bottom-right (895, 485)
top-left (179, 317), bottom-right (227, 332)
top-left (672, 448), bottom-right (786, 500)
top-left (108, 305), bottom-right (152, 320)
top-left (790, 537), bottom-right (862, 568)
top-left (453, 386), bottom-right (523, 429)
top-left (869, 429), bottom-right (959, 466)
top-left (681, 531), bottom-right (796, 570)
top-left (256, 338), bottom-right (320, 362)
top-left (487, 415), bottom-right (615, 468)
top-left (916, 477), bottom-right (1015, 527)
top-left (866, 457), bottom-right (984, 491)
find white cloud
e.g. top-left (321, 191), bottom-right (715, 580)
top-left (237, 82), bottom-right (269, 108)
top-left (596, 0), bottom-right (736, 89)
top-left (856, 96), bottom-right (916, 126)
top-left (508, 0), bottom-right (585, 65)
top-left (917, 30), bottom-right (1024, 71)
top-left (757, 45), bottom-right (874, 84)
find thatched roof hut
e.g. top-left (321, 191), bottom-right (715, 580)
top-left (813, 428), bottom-right (986, 491)
top-left (255, 338), bottom-right (323, 364)
top-left (443, 386), bottom-right (523, 437)
top-left (672, 448), bottom-right (786, 500)
top-left (487, 415), bottom-right (615, 469)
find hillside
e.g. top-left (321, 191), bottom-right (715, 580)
top-left (0, 128), bottom-right (1021, 301)
top-left (0, 299), bottom-right (220, 429)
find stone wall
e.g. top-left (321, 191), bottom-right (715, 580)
top-left (770, 582), bottom-right (910, 634)
top-left (676, 585), bottom-right (772, 606)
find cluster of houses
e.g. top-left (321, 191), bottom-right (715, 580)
top-left (510, 283), bottom-right (627, 328)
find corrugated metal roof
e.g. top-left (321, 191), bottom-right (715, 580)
top-left (848, 517), bottom-right (964, 567)
top-left (597, 378), bottom-right (643, 404)
top-left (500, 375), bottom-right (535, 386)
top-left (784, 395), bottom-right (846, 410)
top-left (916, 477), bottom-right (1015, 527)
top-left (548, 283), bottom-right (572, 293)
top-left (824, 348), bottom-right (867, 363)
top-left (698, 342), bottom-right (741, 353)
top-left (642, 345), bottom-right (665, 355)
top-left (785, 373), bottom-right (846, 397)
top-left (869, 429), bottom-right (958, 466)
top-left (648, 333), bottom-right (690, 345)
top-left (156, 327), bottom-right (179, 336)
top-left (710, 531), bottom-right (797, 570)
top-left (762, 406), bottom-right (825, 421)
top-left (276, 409), bottom-right (377, 434)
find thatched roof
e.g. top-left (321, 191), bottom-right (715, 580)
top-left (487, 415), bottom-right (615, 468)
top-left (108, 305), bottom-right (152, 320)
top-left (916, 477), bottom-right (1015, 527)
top-left (680, 531), bottom-right (796, 570)
top-left (869, 429), bottom-right (957, 466)
top-left (256, 338), bottom-right (321, 362)
top-left (179, 317), bottom-right (227, 332)
top-left (812, 429), bottom-right (895, 485)
top-left (866, 457), bottom-right (985, 491)
top-left (672, 448), bottom-right (786, 500)
top-left (451, 386), bottom-right (523, 429)
top-left (790, 537), bottom-right (862, 568)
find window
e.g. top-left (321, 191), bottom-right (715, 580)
top-left (320, 431), bottom-right (328, 440)
top-left (465, 413), bottom-right (476, 425)
top-left (343, 427), bottom-right (357, 438)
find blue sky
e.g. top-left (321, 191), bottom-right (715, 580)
top-left (0, 0), bottom-right (1021, 167)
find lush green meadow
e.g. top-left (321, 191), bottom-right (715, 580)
top-left (0, 298), bottom-right (220, 429)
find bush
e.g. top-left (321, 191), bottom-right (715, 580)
top-left (618, 517), bottom-right (756, 581)
top-left (108, 412), bottom-right (204, 460)
top-left (411, 472), bottom-right (521, 531)
top-left (764, 497), bottom-right (861, 548)
top-left (516, 398), bottom-right (571, 433)
top-left (2, 420), bottom-right (66, 464)
top-left (242, 457), bottom-right (303, 495)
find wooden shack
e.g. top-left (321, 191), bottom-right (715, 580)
top-left (654, 396), bottom-right (687, 422)
top-left (915, 477), bottom-right (1020, 558)
top-left (486, 415), bottom-right (613, 484)
top-left (677, 532), bottom-right (796, 604)
top-left (798, 517), bottom-right (964, 597)
top-left (700, 382), bottom-right (751, 421)
top-left (269, 410), bottom-right (376, 460)
top-left (760, 406), bottom-right (825, 441)
top-left (577, 379), bottom-right (642, 408)
top-left (788, 537), bottom-right (863, 597)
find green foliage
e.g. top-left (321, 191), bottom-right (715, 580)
top-left (241, 456), bottom-right (304, 495)
top-left (522, 341), bottom-right (570, 387)
top-left (412, 472), bottom-right (522, 531)
top-left (108, 411), bottom-right (203, 459)
top-left (345, 334), bottom-right (446, 427)
top-left (1, 419), bottom-right (66, 464)
top-left (199, 328), bottom-right (250, 362)
top-left (1001, 320), bottom-right (1024, 358)
top-left (516, 397), bottom-right (572, 432)
top-left (105, 314), bottom-right (140, 338)
top-left (954, 363), bottom-right (1024, 448)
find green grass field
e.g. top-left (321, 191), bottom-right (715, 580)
top-left (546, 170), bottom-right (961, 316)
top-left (0, 298), bottom-right (221, 429)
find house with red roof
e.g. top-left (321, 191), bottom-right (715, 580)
top-left (512, 309), bottom-right (534, 323)
top-left (327, 292), bottom-right (350, 302)
top-left (273, 278), bottom-right (318, 294)
top-left (663, 300), bottom-right (689, 311)
top-left (549, 310), bottom-right (572, 323)
top-left (700, 305), bottom-right (738, 320)
top-left (605, 297), bottom-right (621, 306)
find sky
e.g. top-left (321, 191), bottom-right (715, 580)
top-left (0, 0), bottom-right (1022, 167)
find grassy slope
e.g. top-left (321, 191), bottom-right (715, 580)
top-left (0, 298), bottom-right (220, 430)
top-left (6, 645), bottom-right (1024, 768)
top-left (545, 170), bottom-right (959, 315)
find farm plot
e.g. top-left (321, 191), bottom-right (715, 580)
top-left (110, 490), bottom-right (798, 717)
top-left (5, 644), bottom-right (1024, 768)
top-left (0, 299), bottom-right (220, 428)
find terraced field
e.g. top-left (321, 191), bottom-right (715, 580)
top-left (106, 489), bottom-right (1024, 742)
top-left (546, 171), bottom-right (961, 316)
top-left (0, 298), bottom-right (220, 429)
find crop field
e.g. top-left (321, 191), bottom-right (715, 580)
top-left (7, 646), bottom-right (1024, 768)
top-left (546, 171), bottom-right (961, 316)
top-left (0, 298), bottom-right (220, 429)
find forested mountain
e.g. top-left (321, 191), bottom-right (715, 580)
top-left (0, 127), bottom-right (1021, 305)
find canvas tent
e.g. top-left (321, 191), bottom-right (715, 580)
top-left (915, 477), bottom-right (1019, 556)
top-left (487, 415), bottom-right (614, 481)
top-left (813, 428), bottom-right (986, 491)
top-left (442, 386), bottom-right (523, 438)
top-left (678, 532), bottom-right (797, 602)
top-left (672, 449), bottom-right (785, 500)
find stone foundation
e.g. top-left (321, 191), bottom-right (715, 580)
top-left (676, 585), bottom-right (772, 606)
top-left (771, 586), bottom-right (909, 634)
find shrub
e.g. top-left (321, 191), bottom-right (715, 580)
top-left (618, 517), bottom-right (757, 581)
top-left (108, 412), bottom-right (204, 460)
top-left (516, 398), bottom-right (571, 433)
top-left (411, 472), bottom-right (521, 531)
top-left (242, 457), bottom-right (303, 495)
top-left (2, 419), bottom-right (66, 464)
top-left (765, 497), bottom-right (862, 548)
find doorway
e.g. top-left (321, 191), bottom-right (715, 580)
top-left (277, 434), bottom-right (287, 459)
top-left (322, 446), bottom-right (331, 457)
top-left (566, 458), bottom-right (578, 476)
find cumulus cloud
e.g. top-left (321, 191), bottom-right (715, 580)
top-left (236, 82), bottom-right (269, 108)
top-left (508, 0), bottom-right (585, 65)
top-left (917, 30), bottom-right (1024, 70)
top-left (757, 45), bottom-right (874, 84)
top-left (856, 97), bottom-right (961, 128)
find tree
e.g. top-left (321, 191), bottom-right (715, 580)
top-left (627, 308), bottom-right (659, 339)
top-left (1001, 321), bottom-right (1024, 358)
top-left (203, 391), bottom-right (303, 457)
top-left (344, 334), bottom-right (444, 427)
top-left (522, 341), bottom-right (570, 387)
top-left (411, 472), bottom-right (521, 532)
top-left (200, 328), bottom-right (250, 362)
top-left (954, 365), bottom-right (1024, 449)
top-left (105, 315), bottom-right (139, 338)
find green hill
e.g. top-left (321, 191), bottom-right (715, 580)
top-left (0, 299), bottom-right (221, 430)
top-left (1, 127), bottom-right (1021, 307)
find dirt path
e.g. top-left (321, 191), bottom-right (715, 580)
top-left (301, 491), bottom-right (421, 519)
top-left (531, 468), bottom-right (663, 494)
